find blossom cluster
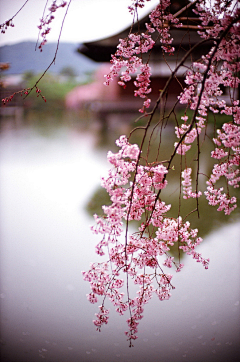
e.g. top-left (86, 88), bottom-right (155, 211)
top-left (193, 0), bottom-right (240, 40)
top-left (2, 86), bottom-right (46, 106)
top-left (104, 0), bottom-right (182, 112)
top-left (174, 114), bottom-right (206, 155)
top-left (128, 0), bottom-right (151, 14)
top-left (37, 1), bottom-right (67, 51)
top-left (148, 0), bottom-right (181, 54)
top-left (104, 33), bottom-right (154, 113)
top-left (181, 168), bottom-right (202, 199)
top-left (205, 116), bottom-right (240, 215)
top-left (176, 1), bottom-right (240, 212)
top-left (0, 19), bottom-right (14, 34)
top-left (83, 135), bottom-right (209, 345)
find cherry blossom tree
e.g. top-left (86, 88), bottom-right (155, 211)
top-left (83, 0), bottom-right (240, 346)
top-left (1, 0), bottom-right (239, 347)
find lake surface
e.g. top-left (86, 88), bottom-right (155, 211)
top-left (0, 120), bottom-right (239, 362)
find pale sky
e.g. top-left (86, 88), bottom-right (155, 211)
top-left (0, 0), bottom-right (159, 46)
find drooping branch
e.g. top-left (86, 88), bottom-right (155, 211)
top-left (36, 0), bottom-right (68, 51)
top-left (84, 0), bottom-right (240, 347)
top-left (25, 0), bottom-right (72, 93)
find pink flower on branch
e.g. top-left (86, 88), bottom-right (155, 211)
top-left (37, 1), bottom-right (67, 51)
top-left (128, 0), bottom-right (152, 14)
top-left (181, 168), bottom-right (202, 199)
top-left (104, 0), bottom-right (183, 112)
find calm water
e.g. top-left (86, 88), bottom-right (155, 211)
top-left (0, 121), bottom-right (239, 362)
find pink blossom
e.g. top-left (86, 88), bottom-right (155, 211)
top-left (182, 168), bottom-right (202, 199)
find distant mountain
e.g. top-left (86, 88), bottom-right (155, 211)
top-left (0, 41), bottom-right (99, 75)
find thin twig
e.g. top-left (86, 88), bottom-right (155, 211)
top-left (24, 0), bottom-right (72, 98)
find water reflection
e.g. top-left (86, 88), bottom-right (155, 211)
top-left (0, 117), bottom-right (239, 362)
